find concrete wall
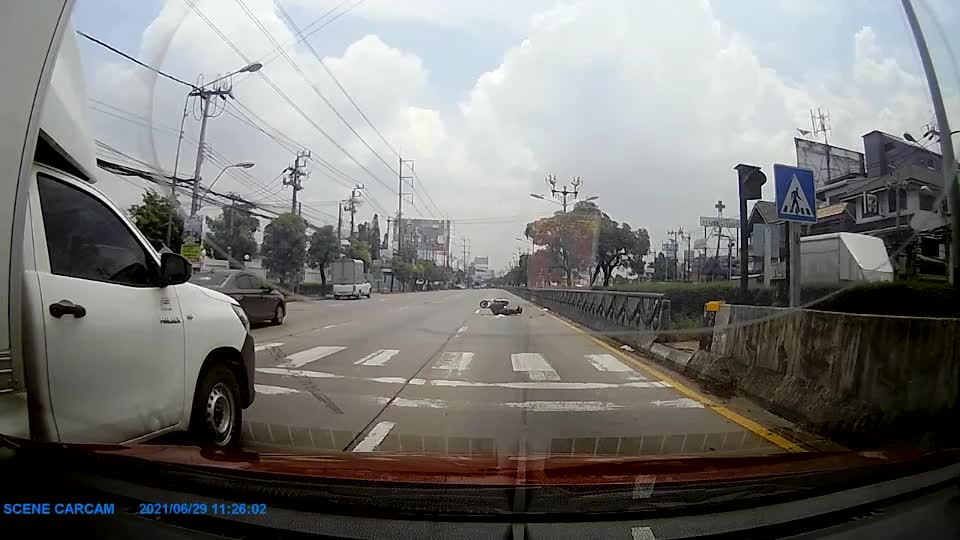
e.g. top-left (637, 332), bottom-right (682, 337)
top-left (511, 288), bottom-right (670, 349)
top-left (699, 304), bottom-right (960, 446)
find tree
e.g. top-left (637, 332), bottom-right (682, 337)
top-left (592, 216), bottom-right (651, 287)
top-left (525, 204), bottom-right (600, 287)
top-left (204, 199), bottom-right (259, 262)
top-left (347, 238), bottom-right (371, 272)
top-left (128, 189), bottom-right (182, 252)
top-left (653, 252), bottom-right (669, 280)
top-left (307, 225), bottom-right (338, 290)
top-left (369, 214), bottom-right (381, 260)
top-left (261, 213), bottom-right (307, 287)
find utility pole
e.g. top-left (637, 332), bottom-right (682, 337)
top-left (283, 150), bottom-right (310, 214)
top-left (398, 153), bottom-right (414, 255)
top-left (811, 107), bottom-right (832, 186)
top-left (347, 184), bottom-right (363, 239)
top-left (189, 86), bottom-right (231, 216)
top-left (902, 0), bottom-right (958, 285)
top-left (337, 202), bottom-right (343, 250)
top-left (545, 174), bottom-right (582, 213)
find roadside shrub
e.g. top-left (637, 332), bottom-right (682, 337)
top-left (805, 281), bottom-right (960, 317)
top-left (298, 282), bottom-right (332, 297)
top-left (602, 280), bottom-right (958, 319)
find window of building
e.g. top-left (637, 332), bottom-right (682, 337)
top-left (919, 192), bottom-right (936, 211)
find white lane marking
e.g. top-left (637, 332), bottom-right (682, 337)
top-left (280, 346), bottom-right (345, 368)
top-left (504, 400), bottom-right (625, 412)
top-left (254, 384), bottom-right (302, 395)
top-left (586, 353), bottom-right (635, 372)
top-left (255, 342), bottom-right (283, 352)
top-left (427, 380), bottom-right (671, 389)
top-left (432, 352), bottom-right (474, 375)
top-left (354, 349), bottom-right (400, 366)
top-left (651, 398), bottom-right (704, 408)
top-left (632, 527), bottom-right (657, 540)
top-left (456, 325), bottom-right (468, 334)
top-left (398, 306), bottom-right (408, 311)
top-left (256, 369), bottom-right (671, 389)
top-left (352, 421), bottom-right (396, 452)
top-left (474, 309), bottom-right (482, 314)
top-left (322, 324), bottom-right (337, 329)
top-left (393, 397), bottom-right (447, 409)
top-left (511, 353), bottom-right (560, 381)
top-left (257, 368), bottom-right (342, 378)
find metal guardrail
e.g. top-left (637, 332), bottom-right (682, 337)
top-left (511, 287), bottom-right (669, 333)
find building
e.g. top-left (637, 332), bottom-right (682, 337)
top-left (748, 131), bottom-right (951, 280)
top-left (393, 218), bottom-right (450, 265)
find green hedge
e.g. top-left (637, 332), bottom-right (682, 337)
top-left (805, 281), bottom-right (960, 317)
top-left (297, 282), bottom-right (332, 296)
top-left (601, 280), bottom-right (959, 319)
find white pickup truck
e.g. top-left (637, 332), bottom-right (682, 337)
top-left (331, 258), bottom-right (372, 299)
top-left (0, 8), bottom-right (254, 447)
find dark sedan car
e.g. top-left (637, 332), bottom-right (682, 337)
top-left (190, 271), bottom-right (286, 325)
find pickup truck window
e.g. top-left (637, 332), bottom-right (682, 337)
top-left (36, 174), bottom-right (155, 287)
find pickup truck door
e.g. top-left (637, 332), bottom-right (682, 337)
top-left (30, 169), bottom-right (185, 443)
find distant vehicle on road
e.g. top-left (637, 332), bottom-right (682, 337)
top-left (191, 271), bottom-right (286, 325)
top-left (331, 258), bottom-right (371, 299)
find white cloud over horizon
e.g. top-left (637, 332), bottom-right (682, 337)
top-left (80, 0), bottom-right (957, 270)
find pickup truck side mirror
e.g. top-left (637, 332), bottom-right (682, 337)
top-left (160, 253), bottom-right (192, 286)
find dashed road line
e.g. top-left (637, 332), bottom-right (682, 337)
top-left (511, 353), bottom-right (560, 381)
top-left (354, 349), bottom-right (400, 366)
top-left (432, 352), bottom-right (473, 375)
top-left (254, 384), bottom-right (301, 395)
top-left (352, 421), bottom-right (396, 452)
top-left (585, 353), bottom-right (635, 373)
top-left (322, 324), bottom-right (338, 329)
top-left (280, 346), bottom-right (345, 368)
top-left (504, 400), bottom-right (625, 412)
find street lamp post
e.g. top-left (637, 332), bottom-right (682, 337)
top-left (197, 162), bottom-right (255, 207)
top-left (166, 61), bottom-right (263, 247)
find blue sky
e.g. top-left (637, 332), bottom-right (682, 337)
top-left (72, 1), bottom-right (958, 268)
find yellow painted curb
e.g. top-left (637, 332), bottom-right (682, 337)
top-left (543, 311), bottom-right (806, 453)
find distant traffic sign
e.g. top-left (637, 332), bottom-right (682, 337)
top-left (774, 164), bottom-right (817, 223)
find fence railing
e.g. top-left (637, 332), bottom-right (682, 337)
top-left (510, 287), bottom-right (670, 339)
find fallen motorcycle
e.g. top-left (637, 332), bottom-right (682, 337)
top-left (479, 298), bottom-right (522, 315)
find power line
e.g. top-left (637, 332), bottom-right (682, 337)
top-left (269, 1), bottom-right (445, 219)
top-left (234, 0), bottom-right (404, 199)
top-left (185, 0), bottom-right (399, 199)
top-left (76, 30), bottom-right (194, 88)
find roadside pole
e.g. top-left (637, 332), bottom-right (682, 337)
top-left (774, 164), bottom-right (817, 308)
top-left (902, 0), bottom-right (958, 286)
top-left (789, 222), bottom-right (801, 306)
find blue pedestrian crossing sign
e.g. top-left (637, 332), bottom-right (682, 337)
top-left (774, 164), bottom-right (817, 223)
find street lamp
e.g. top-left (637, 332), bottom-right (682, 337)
top-left (167, 62), bottom-right (265, 246)
top-left (199, 162), bottom-right (255, 205)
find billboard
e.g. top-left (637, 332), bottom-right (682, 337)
top-left (699, 216), bottom-right (739, 229)
top-left (795, 138), bottom-right (865, 188)
top-left (397, 218), bottom-right (449, 264)
top-left (181, 215), bottom-right (203, 267)
top-left (474, 256), bottom-right (489, 271)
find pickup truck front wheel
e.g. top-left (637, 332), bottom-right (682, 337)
top-left (190, 364), bottom-right (242, 447)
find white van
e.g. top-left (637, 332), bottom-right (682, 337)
top-left (0, 20), bottom-right (254, 447)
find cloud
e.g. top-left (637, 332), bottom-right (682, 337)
top-left (83, 0), bottom-right (948, 270)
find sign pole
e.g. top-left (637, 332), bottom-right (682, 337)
top-left (789, 222), bottom-right (801, 307)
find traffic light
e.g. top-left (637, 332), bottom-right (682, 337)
top-left (735, 164), bottom-right (766, 200)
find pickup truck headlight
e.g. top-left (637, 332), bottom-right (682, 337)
top-left (232, 304), bottom-right (250, 333)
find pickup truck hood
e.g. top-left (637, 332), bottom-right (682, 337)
top-left (184, 283), bottom-right (239, 305)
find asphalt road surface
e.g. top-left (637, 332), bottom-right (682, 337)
top-left (244, 289), bottom-right (782, 457)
